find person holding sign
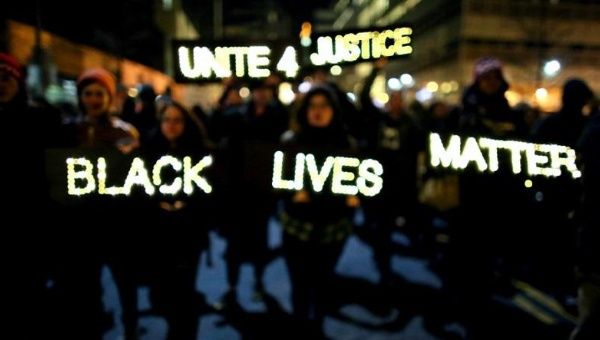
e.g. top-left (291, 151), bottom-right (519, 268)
top-left (59, 68), bottom-right (140, 339)
top-left (532, 79), bottom-right (594, 309)
top-left (278, 86), bottom-right (358, 334)
top-left (141, 100), bottom-right (214, 339)
top-left (450, 57), bottom-right (531, 338)
top-left (0, 52), bottom-right (63, 338)
top-left (359, 58), bottom-right (425, 287)
top-left (571, 112), bottom-right (600, 340)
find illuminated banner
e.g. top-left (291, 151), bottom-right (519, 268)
top-left (45, 150), bottom-right (215, 204)
top-left (272, 151), bottom-right (384, 197)
top-left (428, 133), bottom-right (581, 179)
top-left (309, 25), bottom-right (413, 67)
top-left (66, 155), bottom-right (213, 196)
top-left (174, 40), bottom-right (299, 82)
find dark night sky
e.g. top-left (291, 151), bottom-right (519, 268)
top-left (4, 0), bottom-right (333, 68)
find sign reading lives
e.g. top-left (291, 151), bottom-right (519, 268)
top-left (173, 25), bottom-right (413, 82)
top-left (428, 133), bottom-right (581, 179)
top-left (272, 151), bottom-right (384, 197)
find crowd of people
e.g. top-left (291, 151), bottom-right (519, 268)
top-left (1, 50), bottom-right (598, 340)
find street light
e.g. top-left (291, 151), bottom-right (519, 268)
top-left (543, 59), bottom-right (561, 77)
top-left (400, 73), bottom-right (415, 87)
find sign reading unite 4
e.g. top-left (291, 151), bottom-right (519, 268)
top-left (175, 41), bottom-right (299, 82)
top-left (173, 25), bottom-right (413, 82)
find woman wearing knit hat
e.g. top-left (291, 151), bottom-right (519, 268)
top-left (64, 67), bottom-right (140, 340)
top-left (75, 67), bottom-right (139, 153)
top-left (0, 52), bottom-right (27, 110)
top-left (448, 57), bottom-right (531, 338)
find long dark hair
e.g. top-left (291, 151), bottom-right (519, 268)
top-left (150, 100), bottom-right (209, 153)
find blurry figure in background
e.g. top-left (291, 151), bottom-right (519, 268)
top-left (114, 83), bottom-right (136, 120)
top-left (212, 77), bottom-right (289, 308)
top-left (359, 58), bottom-right (425, 287)
top-left (460, 57), bottom-right (528, 137)
top-left (534, 78), bottom-right (592, 146)
top-left (421, 101), bottom-right (460, 134)
top-left (60, 67), bottom-right (139, 339)
top-left (571, 111), bottom-right (600, 340)
top-left (142, 101), bottom-right (213, 340)
top-left (450, 57), bottom-right (530, 339)
top-left (265, 71), bottom-right (284, 104)
top-left (0, 52), bottom-right (63, 338)
top-left (279, 86), bottom-right (357, 334)
top-left (191, 104), bottom-right (211, 138)
top-left (155, 85), bottom-right (173, 114)
top-left (532, 79), bottom-right (594, 308)
top-left (513, 102), bottom-right (541, 134)
top-left (305, 65), bottom-right (363, 142)
top-left (417, 100), bottom-right (461, 262)
top-left (209, 80), bottom-right (243, 144)
top-left (122, 83), bottom-right (158, 143)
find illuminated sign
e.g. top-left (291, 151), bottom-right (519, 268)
top-left (429, 133), bottom-right (581, 178)
top-left (174, 41), bottom-right (299, 82)
top-left (67, 155), bottom-right (213, 196)
top-left (272, 151), bottom-right (384, 196)
top-left (309, 25), bottom-right (413, 66)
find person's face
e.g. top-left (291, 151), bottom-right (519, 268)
top-left (388, 92), bottom-right (404, 115)
top-left (224, 88), bottom-right (242, 107)
top-left (0, 70), bottom-right (19, 104)
top-left (252, 86), bottom-right (273, 106)
top-left (307, 93), bottom-right (334, 128)
top-left (478, 70), bottom-right (503, 95)
top-left (81, 83), bottom-right (111, 117)
top-left (161, 106), bottom-right (185, 142)
top-left (432, 102), bottom-right (449, 119)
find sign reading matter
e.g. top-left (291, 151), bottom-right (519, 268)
top-left (428, 133), bottom-right (581, 178)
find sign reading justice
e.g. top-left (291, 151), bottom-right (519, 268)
top-left (309, 25), bottom-right (413, 66)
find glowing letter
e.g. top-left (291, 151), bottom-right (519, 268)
top-left (248, 46), bottom-right (271, 78)
top-left (152, 156), bottom-right (183, 195)
top-left (97, 157), bottom-right (125, 195)
top-left (460, 137), bottom-right (487, 171)
top-left (357, 159), bottom-right (384, 197)
top-left (183, 156), bottom-right (213, 194)
top-left (429, 133), bottom-right (462, 169)
top-left (123, 158), bottom-right (155, 195)
top-left (305, 154), bottom-right (334, 192)
top-left (67, 157), bottom-right (96, 196)
top-left (331, 157), bottom-right (359, 195)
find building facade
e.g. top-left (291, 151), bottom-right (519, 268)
top-left (318, 0), bottom-right (600, 111)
